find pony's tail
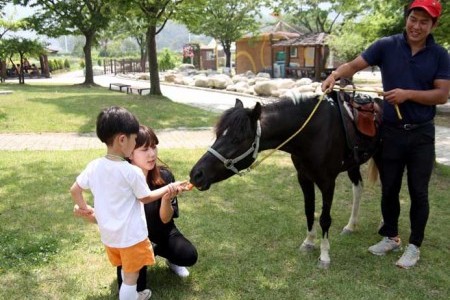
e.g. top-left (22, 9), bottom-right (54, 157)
top-left (367, 158), bottom-right (379, 185)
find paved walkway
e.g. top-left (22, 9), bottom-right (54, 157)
top-left (1, 71), bottom-right (449, 166)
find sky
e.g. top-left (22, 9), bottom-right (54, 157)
top-left (2, 3), bottom-right (62, 50)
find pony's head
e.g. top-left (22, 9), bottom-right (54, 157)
top-left (190, 99), bottom-right (261, 190)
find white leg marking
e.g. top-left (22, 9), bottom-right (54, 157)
top-left (318, 237), bottom-right (331, 268)
top-left (342, 181), bottom-right (362, 234)
top-left (300, 223), bottom-right (316, 251)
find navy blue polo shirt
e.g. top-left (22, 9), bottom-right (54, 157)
top-left (362, 32), bottom-right (450, 124)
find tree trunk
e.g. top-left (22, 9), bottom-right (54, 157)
top-left (19, 53), bottom-right (25, 84)
top-left (83, 32), bottom-right (95, 85)
top-left (137, 36), bottom-right (147, 72)
top-left (147, 26), bottom-right (161, 96)
top-left (0, 59), bottom-right (6, 82)
top-left (222, 41), bottom-right (232, 68)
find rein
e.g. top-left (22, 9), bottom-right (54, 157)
top-left (246, 92), bottom-right (327, 173)
top-left (208, 93), bottom-right (327, 175)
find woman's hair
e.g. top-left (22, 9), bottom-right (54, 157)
top-left (135, 125), bottom-right (167, 186)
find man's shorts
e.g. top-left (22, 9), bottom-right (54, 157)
top-left (105, 238), bottom-right (155, 273)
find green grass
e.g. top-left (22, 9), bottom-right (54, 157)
top-left (1, 149), bottom-right (449, 299)
top-left (0, 83), bottom-right (449, 299)
top-left (0, 84), bottom-right (218, 133)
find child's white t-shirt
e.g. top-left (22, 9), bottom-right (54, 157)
top-left (76, 157), bottom-right (151, 248)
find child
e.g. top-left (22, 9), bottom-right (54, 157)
top-left (70, 106), bottom-right (187, 300)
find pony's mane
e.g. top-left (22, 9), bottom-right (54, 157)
top-left (263, 93), bottom-right (320, 113)
top-left (215, 106), bottom-right (254, 142)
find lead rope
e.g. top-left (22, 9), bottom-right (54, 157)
top-left (243, 86), bottom-right (400, 174)
top-left (244, 91), bottom-right (329, 173)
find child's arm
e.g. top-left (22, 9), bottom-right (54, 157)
top-left (70, 182), bottom-right (94, 215)
top-left (139, 181), bottom-right (189, 204)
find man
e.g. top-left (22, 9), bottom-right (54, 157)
top-left (322, 0), bottom-right (450, 269)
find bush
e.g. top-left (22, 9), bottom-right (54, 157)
top-left (79, 60), bottom-right (85, 69)
top-left (48, 60), bottom-right (54, 72)
top-left (98, 59), bottom-right (102, 66)
top-left (64, 59), bottom-right (70, 69)
top-left (158, 48), bottom-right (179, 71)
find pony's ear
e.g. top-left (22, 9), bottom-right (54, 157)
top-left (251, 102), bottom-right (262, 121)
top-left (235, 98), bottom-right (244, 108)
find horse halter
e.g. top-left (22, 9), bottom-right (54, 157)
top-left (207, 120), bottom-right (261, 175)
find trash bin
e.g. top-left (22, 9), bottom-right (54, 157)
top-left (273, 63), bottom-right (281, 78)
top-left (276, 51), bottom-right (285, 62)
top-left (278, 62), bottom-right (285, 78)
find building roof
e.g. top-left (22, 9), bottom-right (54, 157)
top-left (238, 21), bottom-right (302, 41)
top-left (272, 32), bottom-right (329, 47)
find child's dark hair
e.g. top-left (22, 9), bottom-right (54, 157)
top-left (135, 125), bottom-right (167, 186)
top-left (96, 106), bottom-right (140, 145)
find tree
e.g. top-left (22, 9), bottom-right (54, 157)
top-left (115, 0), bottom-right (188, 96)
top-left (433, 0), bottom-right (449, 47)
top-left (269, 0), bottom-right (369, 33)
top-left (1, 14), bottom-right (28, 81)
top-left (100, 16), bottom-right (148, 70)
top-left (182, 0), bottom-right (263, 68)
top-left (0, 37), bottom-right (45, 84)
top-left (15, 0), bottom-right (113, 85)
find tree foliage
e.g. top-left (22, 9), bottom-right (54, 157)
top-left (269, 0), bottom-right (369, 33)
top-left (14, 0), bottom-right (114, 85)
top-left (274, 0), bottom-right (449, 63)
top-left (182, 0), bottom-right (263, 68)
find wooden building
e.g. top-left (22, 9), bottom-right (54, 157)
top-left (235, 21), bottom-right (301, 76)
top-left (272, 32), bottom-right (335, 81)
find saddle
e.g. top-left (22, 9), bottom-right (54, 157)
top-left (345, 93), bottom-right (382, 137)
top-left (334, 81), bottom-right (382, 164)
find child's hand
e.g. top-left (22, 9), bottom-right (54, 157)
top-left (73, 204), bottom-right (94, 216)
top-left (162, 183), bottom-right (180, 202)
top-left (73, 204), bottom-right (97, 223)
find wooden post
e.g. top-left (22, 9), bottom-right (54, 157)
top-left (314, 45), bottom-right (322, 82)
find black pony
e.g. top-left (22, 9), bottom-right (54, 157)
top-left (190, 91), bottom-right (382, 268)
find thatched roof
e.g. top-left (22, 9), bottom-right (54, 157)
top-left (272, 32), bottom-right (329, 47)
top-left (239, 21), bottom-right (302, 41)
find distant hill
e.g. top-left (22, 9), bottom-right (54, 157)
top-left (156, 21), bottom-right (211, 52)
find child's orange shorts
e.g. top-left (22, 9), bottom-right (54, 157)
top-left (105, 238), bottom-right (155, 273)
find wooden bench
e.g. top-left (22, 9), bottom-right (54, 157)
top-left (127, 86), bottom-right (151, 95)
top-left (109, 83), bottom-right (131, 92)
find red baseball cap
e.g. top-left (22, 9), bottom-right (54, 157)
top-left (409, 0), bottom-right (442, 18)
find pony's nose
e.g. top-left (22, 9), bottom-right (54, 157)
top-left (189, 168), bottom-right (204, 186)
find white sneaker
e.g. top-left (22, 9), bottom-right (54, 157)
top-left (166, 260), bottom-right (190, 278)
top-left (396, 244), bottom-right (420, 269)
top-left (368, 237), bottom-right (401, 256)
top-left (137, 289), bottom-right (151, 300)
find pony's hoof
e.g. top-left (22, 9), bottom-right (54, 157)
top-left (340, 227), bottom-right (354, 235)
top-left (299, 242), bottom-right (315, 253)
top-left (318, 259), bottom-right (330, 269)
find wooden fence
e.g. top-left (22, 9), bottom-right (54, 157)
top-left (103, 59), bottom-right (148, 75)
